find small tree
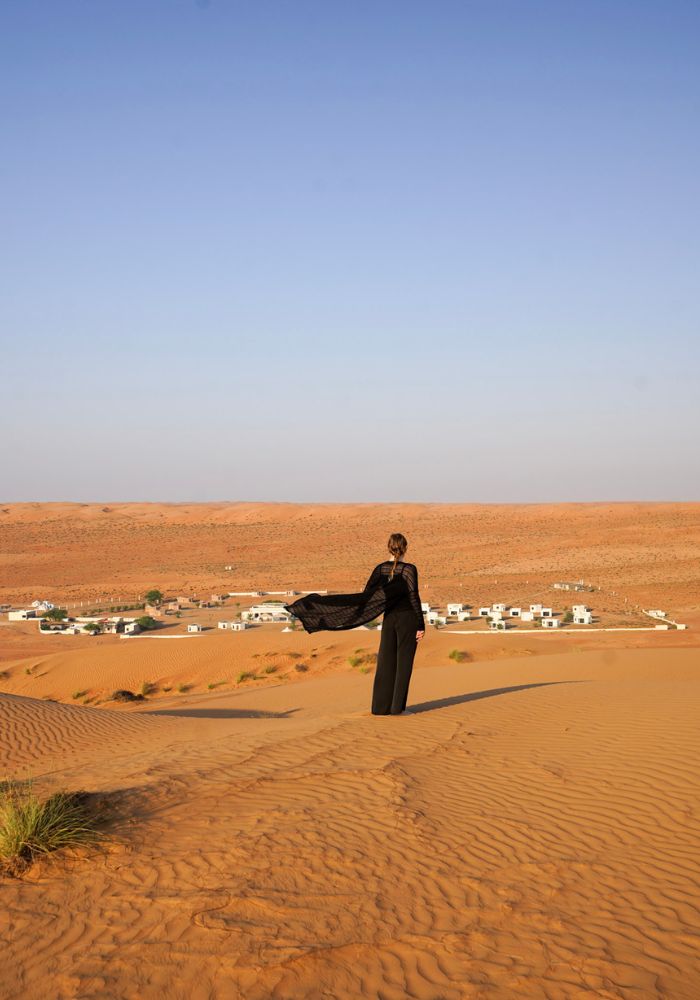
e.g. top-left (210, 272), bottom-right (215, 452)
top-left (136, 615), bottom-right (158, 631)
top-left (562, 610), bottom-right (574, 624)
top-left (43, 608), bottom-right (68, 622)
top-left (83, 622), bottom-right (101, 634)
top-left (144, 589), bottom-right (163, 606)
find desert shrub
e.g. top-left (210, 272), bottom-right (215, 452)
top-left (111, 689), bottom-right (144, 702)
top-left (0, 781), bottom-right (101, 876)
top-left (294, 663), bottom-right (309, 673)
top-left (359, 666), bottom-right (373, 674)
top-left (348, 655), bottom-right (362, 667)
top-left (207, 680), bottom-right (225, 690)
top-left (0, 670), bottom-right (9, 680)
top-left (24, 668), bottom-right (32, 676)
top-left (144, 590), bottom-right (163, 605)
top-left (562, 610), bottom-right (574, 624)
top-left (448, 649), bottom-right (470, 663)
top-left (287, 652), bottom-right (302, 659)
top-left (71, 690), bottom-right (87, 700)
top-left (136, 616), bottom-right (158, 631)
top-left (139, 681), bottom-right (154, 697)
top-left (237, 671), bottom-right (255, 683)
top-left (162, 685), bottom-right (172, 692)
top-left (263, 665), bottom-right (277, 674)
top-left (177, 683), bottom-right (191, 693)
top-left (43, 608), bottom-right (68, 622)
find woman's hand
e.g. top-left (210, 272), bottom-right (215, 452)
top-left (416, 630), bottom-right (425, 642)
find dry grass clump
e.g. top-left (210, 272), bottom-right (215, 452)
top-left (0, 781), bottom-right (102, 877)
top-left (448, 649), bottom-right (471, 663)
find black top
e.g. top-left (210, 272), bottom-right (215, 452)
top-left (285, 561), bottom-right (425, 634)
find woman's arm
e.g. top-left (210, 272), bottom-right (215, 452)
top-left (363, 564), bottom-right (381, 593)
top-left (404, 564), bottom-right (426, 634)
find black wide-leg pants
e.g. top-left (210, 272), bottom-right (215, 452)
top-left (371, 609), bottom-right (418, 715)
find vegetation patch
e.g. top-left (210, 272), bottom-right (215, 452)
top-left (448, 649), bottom-right (471, 663)
top-left (71, 690), bottom-right (88, 700)
top-left (110, 689), bottom-right (144, 703)
top-left (0, 781), bottom-right (103, 877)
top-left (294, 663), bottom-right (309, 673)
top-left (237, 671), bottom-right (256, 683)
top-left (207, 680), bottom-right (226, 690)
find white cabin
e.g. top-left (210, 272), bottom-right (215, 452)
top-left (421, 602), bottom-right (431, 613)
top-left (124, 622), bottom-right (141, 634)
top-left (492, 603), bottom-right (507, 613)
top-left (8, 609), bottom-right (37, 621)
top-left (520, 611), bottom-right (535, 622)
top-left (572, 604), bottom-right (590, 616)
top-left (489, 610), bottom-right (503, 622)
top-left (541, 607), bottom-right (553, 618)
top-left (241, 603), bottom-right (292, 623)
top-left (573, 611), bottom-right (593, 625)
top-left (478, 607), bottom-right (491, 617)
top-left (529, 604), bottom-right (543, 615)
top-left (187, 623), bottom-right (203, 633)
top-left (457, 611), bottom-right (471, 622)
top-left (217, 621), bottom-right (230, 630)
top-left (647, 609), bottom-right (666, 619)
top-left (489, 619), bottom-right (506, 630)
top-left (447, 603), bottom-right (464, 617)
top-left (542, 618), bottom-right (560, 628)
top-left (509, 607), bottom-right (521, 617)
top-left (426, 611), bottom-right (446, 625)
top-left (231, 622), bottom-right (248, 631)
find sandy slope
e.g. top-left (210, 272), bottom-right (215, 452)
top-left (2, 646), bottom-right (699, 1000)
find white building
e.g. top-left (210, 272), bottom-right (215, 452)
top-left (492, 603), bottom-right (507, 613)
top-left (457, 611), bottom-right (471, 622)
top-left (509, 607), bottom-right (521, 617)
top-left (447, 603), bottom-right (464, 617)
top-left (542, 618), bottom-right (560, 628)
top-left (647, 609), bottom-right (666, 619)
top-left (32, 600), bottom-right (55, 611)
top-left (187, 623), bottom-right (203, 633)
top-left (217, 621), bottom-right (230, 630)
top-left (8, 609), bottom-right (37, 621)
top-left (541, 607), bottom-right (553, 618)
top-left (489, 619), bottom-right (507, 630)
top-left (520, 611), bottom-right (535, 622)
top-left (124, 622), bottom-right (141, 634)
top-left (572, 604), bottom-right (590, 616)
top-left (573, 611), bottom-right (593, 625)
top-left (478, 607), bottom-right (491, 617)
top-left (426, 611), bottom-right (446, 625)
top-left (241, 603), bottom-right (292, 623)
top-left (421, 602), bottom-right (431, 613)
top-left (231, 622), bottom-right (249, 631)
top-left (529, 604), bottom-right (543, 615)
top-left (489, 610), bottom-right (503, 622)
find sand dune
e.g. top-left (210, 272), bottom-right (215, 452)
top-left (2, 646), bottom-right (700, 999)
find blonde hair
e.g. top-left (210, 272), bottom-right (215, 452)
top-left (387, 533), bottom-right (408, 579)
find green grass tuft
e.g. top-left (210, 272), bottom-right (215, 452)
top-left (0, 781), bottom-right (102, 876)
top-left (237, 671), bottom-right (255, 683)
top-left (72, 690), bottom-right (88, 700)
top-left (448, 649), bottom-right (470, 663)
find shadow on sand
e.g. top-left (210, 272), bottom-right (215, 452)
top-left (409, 681), bottom-right (585, 715)
top-left (143, 708), bottom-right (301, 719)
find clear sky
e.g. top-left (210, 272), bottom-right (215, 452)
top-left (2, 0), bottom-right (699, 502)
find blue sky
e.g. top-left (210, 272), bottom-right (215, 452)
top-left (2, 0), bottom-right (699, 501)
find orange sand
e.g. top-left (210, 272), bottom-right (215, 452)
top-left (2, 647), bottom-right (700, 999)
top-left (1, 503), bottom-right (699, 998)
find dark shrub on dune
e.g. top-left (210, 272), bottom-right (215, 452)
top-left (111, 690), bottom-right (144, 702)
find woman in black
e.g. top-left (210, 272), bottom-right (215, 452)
top-left (285, 532), bottom-right (425, 715)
